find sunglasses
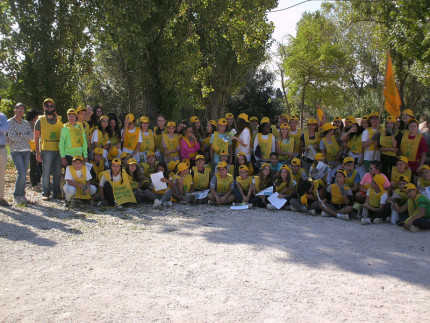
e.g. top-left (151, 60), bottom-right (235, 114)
top-left (44, 104), bottom-right (54, 108)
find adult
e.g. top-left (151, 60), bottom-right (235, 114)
top-left (379, 115), bottom-right (402, 177)
top-left (400, 119), bottom-right (427, 174)
top-left (26, 109), bottom-right (42, 191)
top-left (59, 109), bottom-right (88, 166)
top-left (361, 111), bottom-right (380, 171)
top-left (7, 103), bottom-right (33, 204)
top-left (121, 113), bottom-right (142, 161)
top-left (94, 105), bottom-right (103, 118)
top-left (180, 125), bottom-right (201, 165)
top-left (34, 98), bottom-right (64, 200)
top-left (0, 99), bottom-right (9, 206)
top-left (234, 113), bottom-right (251, 161)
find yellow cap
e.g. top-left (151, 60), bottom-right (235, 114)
top-left (335, 169), bottom-right (347, 177)
top-left (238, 165), bottom-right (249, 172)
top-left (346, 116), bottom-right (355, 122)
top-left (121, 152), bottom-right (130, 159)
top-left (386, 115), bottom-right (396, 122)
top-left (370, 111), bottom-right (379, 118)
top-left (289, 116), bottom-right (298, 121)
top-left (147, 151), bottom-right (156, 157)
top-left (238, 113), bottom-right (249, 122)
top-left (397, 175), bottom-right (409, 183)
top-left (100, 115), bottom-right (109, 121)
top-left (280, 113), bottom-right (289, 120)
top-left (404, 183), bottom-right (417, 191)
top-left (111, 158), bottom-right (121, 165)
top-left (209, 120), bottom-right (217, 127)
top-left (140, 116), bottom-right (149, 123)
top-left (237, 152), bottom-right (246, 158)
top-left (195, 154), bottom-right (205, 161)
top-left (93, 147), bottom-right (104, 155)
top-left (280, 123), bottom-right (289, 129)
top-left (177, 162), bottom-right (189, 174)
top-left (77, 106), bottom-right (87, 113)
top-left (402, 109), bottom-right (414, 117)
top-left (260, 117), bottom-right (270, 125)
top-left (322, 123), bottom-right (337, 132)
top-left (108, 146), bottom-right (119, 157)
top-left (167, 160), bottom-right (180, 171)
top-left (397, 156), bottom-right (408, 165)
top-left (408, 118), bottom-right (418, 125)
top-left (126, 113), bottom-right (135, 123)
top-left (217, 161), bottom-right (228, 169)
top-left (280, 164), bottom-right (291, 172)
top-left (362, 115), bottom-right (369, 121)
top-left (249, 116), bottom-right (258, 122)
top-left (372, 174), bottom-right (385, 191)
top-left (67, 108), bottom-right (77, 115)
top-left (219, 150), bottom-right (229, 156)
top-left (167, 121), bottom-right (176, 128)
top-left (72, 155), bottom-right (84, 162)
top-left (291, 158), bottom-right (301, 166)
top-left (307, 118), bottom-right (317, 125)
top-left (261, 162), bottom-right (271, 170)
top-left (333, 116), bottom-right (342, 122)
top-left (225, 113), bottom-right (234, 118)
top-left (343, 157), bottom-right (354, 164)
top-left (420, 165), bottom-right (430, 172)
top-left (128, 158), bottom-right (138, 165)
top-left (217, 118), bottom-right (227, 125)
top-left (43, 98), bottom-right (55, 105)
top-left (315, 153), bottom-right (325, 161)
top-left (350, 119), bottom-right (358, 125)
top-left (190, 116), bottom-right (199, 123)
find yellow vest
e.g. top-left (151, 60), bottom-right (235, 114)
top-left (418, 177), bottom-right (430, 188)
top-left (140, 129), bottom-right (155, 153)
top-left (154, 126), bottom-right (166, 151)
top-left (400, 133), bottom-right (422, 162)
top-left (100, 170), bottom-right (137, 205)
top-left (276, 180), bottom-right (293, 194)
top-left (303, 129), bottom-right (320, 149)
top-left (162, 133), bottom-right (180, 157)
top-left (202, 136), bottom-right (211, 152)
top-left (322, 135), bottom-right (339, 162)
top-left (78, 121), bottom-right (90, 148)
top-left (40, 116), bottom-right (63, 151)
top-left (91, 161), bottom-right (105, 182)
top-left (292, 168), bottom-right (305, 185)
top-left (192, 166), bottom-right (211, 191)
top-left (345, 170), bottom-right (358, 188)
top-left (96, 129), bottom-right (109, 146)
top-left (212, 131), bottom-right (229, 155)
top-left (380, 130), bottom-right (398, 157)
top-left (128, 173), bottom-right (139, 191)
top-left (391, 166), bottom-right (411, 183)
top-left (277, 137), bottom-right (294, 161)
top-left (349, 135), bottom-right (362, 154)
top-left (257, 133), bottom-right (274, 160)
top-left (215, 173), bottom-right (233, 193)
top-left (236, 176), bottom-right (253, 194)
top-left (68, 165), bottom-right (91, 199)
top-left (331, 183), bottom-right (348, 205)
top-left (179, 173), bottom-right (193, 193)
top-left (271, 125), bottom-right (280, 139)
top-left (366, 128), bottom-right (378, 151)
top-left (368, 188), bottom-right (386, 208)
top-left (123, 127), bottom-right (140, 151)
top-left (290, 129), bottom-right (302, 153)
top-left (141, 161), bottom-right (159, 178)
top-left (65, 123), bottom-right (84, 148)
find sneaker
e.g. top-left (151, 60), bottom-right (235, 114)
top-left (32, 184), bottom-right (42, 193)
top-left (65, 200), bottom-right (71, 208)
top-left (409, 225), bottom-right (420, 233)
top-left (336, 213), bottom-right (350, 221)
top-left (373, 218), bottom-right (383, 224)
top-left (266, 204), bottom-right (277, 210)
top-left (41, 194), bottom-right (50, 201)
top-left (300, 205), bottom-right (308, 213)
top-left (289, 205), bottom-right (299, 212)
top-left (385, 216), bottom-right (391, 223)
top-left (208, 200), bottom-right (215, 205)
top-left (321, 211), bottom-right (331, 217)
top-left (361, 218), bottom-right (371, 225)
top-left (163, 201), bottom-right (173, 207)
top-left (308, 209), bottom-right (317, 216)
top-left (0, 199), bottom-right (10, 207)
top-left (153, 199), bottom-right (161, 208)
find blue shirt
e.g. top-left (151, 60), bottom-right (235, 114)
top-left (0, 113), bottom-right (10, 146)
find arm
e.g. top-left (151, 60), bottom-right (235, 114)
top-left (0, 114), bottom-right (9, 133)
top-left (405, 207), bottom-right (426, 229)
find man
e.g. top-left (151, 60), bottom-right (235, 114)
top-left (59, 108), bottom-right (88, 165)
top-left (0, 97), bottom-right (10, 206)
top-left (34, 98), bottom-right (64, 200)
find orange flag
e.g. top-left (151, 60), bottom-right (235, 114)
top-left (383, 53), bottom-right (401, 118)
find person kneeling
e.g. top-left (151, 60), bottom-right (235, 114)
top-left (64, 155), bottom-right (97, 207)
top-left (208, 161), bottom-right (236, 205)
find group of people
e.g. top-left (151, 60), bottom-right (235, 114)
top-left (1, 97), bottom-right (430, 233)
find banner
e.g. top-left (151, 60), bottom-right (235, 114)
top-left (383, 53), bottom-right (402, 118)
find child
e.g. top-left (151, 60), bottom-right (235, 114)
top-left (319, 169), bottom-right (353, 220)
top-left (126, 158), bottom-right (141, 191)
top-left (360, 174), bottom-right (390, 224)
top-left (399, 183), bottom-right (430, 232)
top-left (140, 151), bottom-right (159, 180)
top-left (267, 164), bottom-right (295, 210)
top-left (269, 152), bottom-right (282, 175)
top-left (63, 155), bottom-right (97, 207)
top-left (390, 175), bottom-right (410, 225)
top-left (390, 156), bottom-right (412, 189)
top-left (90, 147), bottom-right (105, 186)
top-left (418, 165), bottom-right (430, 190)
top-left (162, 121), bottom-right (180, 163)
top-left (290, 180), bottom-right (320, 215)
top-left (254, 117), bottom-right (275, 163)
top-left (191, 154), bottom-right (211, 192)
top-left (276, 123), bottom-right (294, 163)
top-left (207, 161), bottom-right (236, 205)
top-left (175, 162), bottom-right (195, 204)
top-left (203, 120), bottom-right (217, 161)
top-left (139, 116), bottom-right (155, 162)
top-left (215, 150), bottom-right (234, 175)
top-left (343, 157), bottom-right (360, 194)
top-left (121, 113), bottom-right (142, 161)
top-left (140, 162), bottom-right (173, 208)
top-left (234, 152), bottom-right (255, 177)
top-left (250, 162), bottom-right (274, 208)
top-left (210, 118), bottom-right (232, 166)
top-left (290, 158), bottom-right (308, 186)
top-left (234, 165), bottom-right (254, 204)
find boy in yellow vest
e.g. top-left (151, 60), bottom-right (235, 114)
top-left (290, 158), bottom-right (308, 186)
top-left (343, 157), bottom-right (360, 194)
top-left (396, 183), bottom-right (430, 232)
top-left (360, 174), bottom-right (390, 224)
top-left (64, 155), bottom-right (97, 207)
top-left (34, 98), bottom-right (64, 200)
top-left (139, 116), bottom-right (155, 162)
top-left (390, 156), bottom-right (412, 189)
top-left (59, 108), bottom-right (88, 166)
top-left (233, 165), bottom-right (254, 204)
top-left (208, 161), bottom-right (236, 205)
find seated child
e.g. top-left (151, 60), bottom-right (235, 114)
top-left (140, 151), bottom-right (159, 180)
top-left (390, 175), bottom-right (409, 224)
top-left (90, 147), bottom-right (105, 186)
top-left (267, 164), bottom-right (296, 210)
top-left (250, 162), bottom-right (274, 208)
top-left (343, 157), bottom-right (360, 194)
top-left (290, 158), bottom-right (308, 186)
top-left (126, 158), bottom-right (141, 191)
top-left (269, 152), bottom-right (282, 175)
top-left (418, 165), bottom-right (430, 191)
top-left (399, 183), bottom-right (430, 232)
top-left (319, 169), bottom-right (353, 220)
top-left (175, 162), bottom-right (195, 204)
top-left (390, 156), bottom-right (412, 189)
top-left (140, 161), bottom-right (173, 208)
top-left (234, 152), bottom-right (255, 176)
top-left (360, 174), bottom-right (390, 224)
top-left (208, 161), bottom-right (236, 205)
top-left (290, 180), bottom-right (321, 215)
top-left (64, 155), bottom-right (98, 207)
top-left (234, 165), bottom-right (254, 204)
top-left (214, 150), bottom-right (234, 175)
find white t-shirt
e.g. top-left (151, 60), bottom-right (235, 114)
top-left (99, 172), bottom-right (122, 187)
top-left (65, 166), bottom-right (92, 182)
top-left (366, 189), bottom-right (388, 205)
top-left (361, 128), bottom-right (380, 161)
top-left (235, 127), bottom-right (251, 160)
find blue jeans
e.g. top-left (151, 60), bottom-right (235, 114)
top-left (41, 150), bottom-right (62, 196)
top-left (11, 151), bottom-right (31, 198)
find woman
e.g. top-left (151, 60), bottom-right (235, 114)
top-left (379, 115), bottom-right (402, 177)
top-left (399, 109), bottom-right (414, 133)
top-left (276, 123), bottom-right (294, 163)
top-left (319, 123), bottom-right (340, 164)
top-left (234, 113), bottom-right (251, 161)
top-left (361, 112), bottom-right (380, 171)
top-left (26, 109), bottom-right (42, 191)
top-left (180, 124), bottom-right (201, 166)
top-left (253, 117), bottom-right (275, 163)
top-left (400, 119), bottom-right (428, 174)
top-left (7, 103), bottom-right (33, 204)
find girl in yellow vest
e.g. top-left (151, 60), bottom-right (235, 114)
top-left (319, 169), bottom-right (353, 220)
top-left (399, 109), bottom-right (415, 133)
top-left (162, 121), bottom-right (180, 163)
top-left (360, 174), bottom-right (390, 224)
top-left (210, 118), bottom-right (232, 166)
top-left (190, 116), bottom-right (205, 145)
top-left (126, 158), bottom-right (141, 192)
top-left (361, 115), bottom-right (370, 130)
top-left (175, 162), bottom-right (196, 204)
top-left (250, 162), bottom-right (274, 208)
top-left (191, 155), bottom-right (211, 204)
top-left (301, 118), bottom-right (320, 166)
top-left (320, 123), bottom-right (340, 165)
top-left (91, 115), bottom-right (111, 164)
top-left (288, 116), bottom-right (302, 157)
top-left (380, 115), bottom-right (402, 177)
top-left (90, 147), bottom-right (105, 186)
top-left (203, 120), bottom-right (216, 155)
top-left (266, 164), bottom-right (295, 210)
top-left (207, 161), bottom-right (236, 205)
top-left (139, 116), bottom-right (155, 162)
top-left (361, 111), bottom-right (381, 171)
top-left (253, 117), bottom-right (275, 163)
top-left (390, 156), bottom-right (412, 189)
top-left (234, 152), bottom-right (255, 177)
top-left (107, 116), bottom-right (122, 147)
top-left (276, 123), bottom-right (294, 163)
top-left (121, 113), bottom-right (142, 161)
top-left (340, 119), bottom-right (363, 165)
top-left (343, 156), bottom-right (360, 194)
top-left (98, 158), bottom-right (137, 207)
top-left (234, 165), bottom-right (254, 204)
top-left (400, 118), bottom-right (427, 174)
top-left (418, 165), bottom-right (430, 190)
top-left (225, 113), bottom-right (236, 133)
top-left (63, 155), bottom-right (97, 207)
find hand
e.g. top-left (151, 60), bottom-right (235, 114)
top-left (243, 196), bottom-right (249, 203)
top-left (363, 202), bottom-right (369, 208)
top-left (36, 153), bottom-right (42, 163)
top-left (404, 219), bottom-right (412, 230)
top-left (61, 158), bottom-right (68, 167)
top-left (160, 178), bottom-right (168, 183)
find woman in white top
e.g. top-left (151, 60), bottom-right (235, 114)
top-left (234, 113), bottom-right (251, 161)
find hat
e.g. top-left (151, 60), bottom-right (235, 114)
top-left (217, 161), bottom-right (228, 169)
top-left (182, 158), bottom-right (190, 166)
top-left (126, 113), bottom-right (135, 123)
top-left (100, 115), bottom-right (109, 121)
top-left (333, 116), bottom-right (342, 122)
top-left (225, 113), bottom-right (234, 118)
top-left (43, 98), bottom-right (55, 105)
top-left (195, 154), bottom-right (205, 161)
top-left (397, 156), bottom-right (408, 165)
top-left (280, 123), bottom-right (289, 129)
top-left (315, 153), bottom-right (325, 161)
top-left (291, 158), bottom-right (301, 166)
top-left (168, 160), bottom-right (180, 171)
top-left (121, 152), bottom-right (130, 159)
top-left (346, 116), bottom-right (355, 122)
top-left (369, 111), bottom-right (379, 118)
top-left (140, 116), bottom-right (149, 123)
top-left (408, 118), bottom-right (419, 125)
top-left (219, 150), bottom-right (229, 156)
top-left (402, 109), bottom-right (414, 117)
top-left (307, 118), bottom-right (317, 125)
top-left (238, 165), bottom-right (249, 172)
top-left (238, 113), bottom-right (249, 122)
top-left (93, 147), bottom-right (104, 155)
top-left (67, 108), bottom-right (77, 115)
top-left (289, 116), bottom-right (298, 121)
top-left (386, 115), bottom-right (396, 122)
top-left (77, 106), bottom-right (87, 113)
top-left (209, 120), bottom-right (217, 127)
top-left (72, 155), bottom-right (84, 162)
top-left (420, 165), bottom-right (430, 172)
top-left (322, 123), bottom-right (337, 132)
top-left (190, 116), bottom-right (199, 123)
top-left (237, 152), bottom-right (246, 158)
top-left (128, 158), bottom-right (138, 165)
top-left (280, 164), bottom-right (291, 172)
top-left (372, 174), bottom-right (385, 191)
top-left (343, 157), bottom-right (354, 164)
top-left (111, 158), bottom-right (121, 165)
top-left (335, 169), bottom-right (347, 177)
top-left (107, 146), bottom-right (119, 160)
top-left (404, 183), bottom-right (417, 192)
top-left (280, 113), bottom-right (289, 120)
top-left (261, 162), bottom-right (271, 170)
top-left (167, 121), bottom-right (176, 128)
top-left (217, 118), bottom-right (227, 125)
top-left (349, 119), bottom-right (358, 125)
top-left (146, 151), bottom-right (156, 158)
top-left (177, 162), bottom-right (189, 174)
top-left (397, 175), bottom-right (409, 183)
top-left (260, 117), bottom-right (270, 125)
top-left (361, 115), bottom-right (369, 121)
top-left (249, 116), bottom-right (258, 122)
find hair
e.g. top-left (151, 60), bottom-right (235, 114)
top-left (234, 154), bottom-right (249, 177)
top-left (333, 120), bottom-right (344, 132)
top-left (107, 115), bottom-right (121, 141)
top-left (236, 118), bottom-right (248, 137)
top-left (297, 180), bottom-right (312, 197)
top-left (126, 163), bottom-right (140, 183)
top-left (258, 164), bottom-right (274, 192)
top-left (385, 119), bottom-right (398, 136)
top-left (258, 122), bottom-right (271, 134)
top-left (97, 118), bottom-right (109, 134)
top-left (370, 160), bottom-right (382, 171)
top-left (156, 161), bottom-right (170, 179)
top-left (110, 164), bottom-right (124, 184)
top-left (270, 152), bottom-right (279, 159)
top-left (26, 109), bottom-right (39, 122)
top-left (226, 118), bottom-right (237, 132)
top-left (275, 167), bottom-right (291, 187)
top-left (205, 122), bottom-right (216, 137)
top-left (349, 123), bottom-right (364, 140)
top-left (192, 121), bottom-right (205, 142)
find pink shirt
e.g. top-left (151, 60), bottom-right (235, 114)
top-left (360, 173), bottom-right (390, 190)
top-left (180, 138), bottom-right (201, 160)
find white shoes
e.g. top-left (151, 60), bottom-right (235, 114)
top-left (373, 218), bottom-right (383, 224)
top-left (409, 225), bottom-right (420, 233)
top-left (308, 209), bottom-right (317, 216)
top-left (336, 213), bottom-right (350, 221)
top-left (361, 218), bottom-right (371, 225)
top-left (153, 199), bottom-right (161, 209)
top-left (266, 204), bottom-right (277, 210)
top-left (321, 211), bottom-right (331, 217)
top-left (163, 201), bottom-right (173, 207)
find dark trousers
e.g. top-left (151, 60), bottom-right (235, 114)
top-left (29, 152), bottom-right (42, 187)
top-left (413, 218), bottom-right (430, 229)
top-left (103, 181), bottom-right (116, 206)
top-left (369, 203), bottom-right (391, 219)
top-left (380, 154), bottom-right (397, 179)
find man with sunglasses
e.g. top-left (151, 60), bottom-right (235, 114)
top-left (34, 98), bottom-right (64, 201)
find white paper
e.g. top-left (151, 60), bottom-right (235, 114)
top-left (317, 189), bottom-right (328, 210)
top-left (230, 205), bottom-right (249, 210)
top-left (267, 192), bottom-right (287, 210)
top-left (150, 171), bottom-right (168, 191)
top-left (311, 161), bottom-right (330, 180)
top-left (303, 145), bottom-right (317, 160)
top-left (256, 186), bottom-right (273, 196)
top-left (421, 187), bottom-right (430, 199)
top-left (193, 189), bottom-right (210, 200)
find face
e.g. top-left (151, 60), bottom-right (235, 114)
top-left (111, 163), bottom-right (120, 174)
top-left (147, 155), bottom-right (156, 164)
top-left (72, 160), bottom-right (83, 170)
top-left (370, 116), bottom-right (378, 127)
top-left (396, 160), bottom-right (407, 172)
top-left (402, 113), bottom-right (411, 123)
top-left (220, 154), bottom-right (228, 162)
top-left (280, 169), bottom-right (288, 180)
top-left (109, 119), bottom-right (116, 129)
top-left (369, 164), bottom-right (378, 175)
top-left (280, 127), bottom-right (289, 136)
top-left (156, 165), bottom-right (165, 173)
top-left (270, 155), bottom-right (278, 165)
top-left (262, 123), bottom-right (270, 134)
top-left (333, 120), bottom-right (342, 128)
top-left (308, 123), bottom-right (316, 130)
top-left (207, 123), bottom-right (213, 133)
top-left (185, 127), bottom-right (193, 138)
top-left (180, 168), bottom-right (190, 176)
top-left (68, 113), bottom-right (77, 123)
top-left (249, 120), bottom-right (258, 129)
top-left (398, 180), bottom-right (407, 190)
top-left (218, 167), bottom-right (227, 176)
top-left (86, 106), bottom-right (93, 117)
top-left (218, 124), bottom-right (226, 133)
top-left (262, 166), bottom-right (271, 176)
top-left (226, 117), bottom-right (234, 126)
top-left (289, 119), bottom-right (297, 129)
top-left (194, 120), bottom-right (201, 128)
top-left (44, 102), bottom-right (55, 115)
top-left (128, 163), bottom-right (137, 172)
top-left (335, 173), bottom-right (346, 185)
top-left (406, 188), bottom-right (417, 199)
top-left (176, 123), bottom-right (183, 132)
top-left (101, 118), bottom-right (108, 129)
top-left (370, 181), bottom-right (378, 190)
top-left (93, 153), bottom-right (102, 163)
top-left (351, 124), bottom-right (358, 132)
top-left (95, 107), bottom-right (102, 117)
top-left (408, 122), bottom-right (418, 134)
top-left (167, 125), bottom-right (175, 134)
top-left (327, 129), bottom-right (334, 136)
top-left (15, 105), bottom-right (25, 118)
top-left (343, 162), bottom-right (354, 173)
top-left (157, 117), bottom-right (166, 128)
top-left (362, 120), bottom-right (369, 129)
top-left (422, 169), bottom-right (430, 180)
top-left (141, 122), bottom-right (149, 130)
top-left (196, 159), bottom-right (205, 168)
top-left (386, 121), bottom-right (394, 129)
top-left (237, 155), bottom-right (245, 165)
top-left (291, 164), bottom-right (300, 173)
top-left (238, 169), bottom-right (248, 179)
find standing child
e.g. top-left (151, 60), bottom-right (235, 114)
top-left (162, 121), bottom-right (180, 163)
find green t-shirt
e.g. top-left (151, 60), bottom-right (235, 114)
top-left (416, 195), bottom-right (430, 218)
